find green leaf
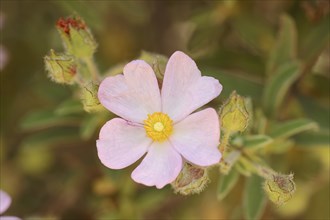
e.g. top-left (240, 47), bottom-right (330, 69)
top-left (262, 61), bottom-right (302, 117)
top-left (267, 14), bottom-right (297, 75)
top-left (55, 99), bottom-right (84, 116)
top-left (300, 15), bottom-right (330, 63)
top-left (270, 118), bottom-right (319, 139)
top-left (217, 169), bottom-right (240, 200)
top-left (20, 110), bottom-right (81, 131)
top-left (298, 95), bottom-right (330, 130)
top-left (233, 13), bottom-right (275, 54)
top-left (185, 5), bottom-right (232, 58)
top-left (266, 139), bottom-right (295, 154)
top-left (203, 69), bottom-right (263, 100)
top-left (294, 130), bottom-right (330, 147)
top-left (235, 157), bottom-right (253, 177)
top-left (187, 22), bottom-right (223, 58)
top-left (243, 135), bottom-right (273, 149)
top-left (244, 175), bottom-right (267, 220)
top-left (22, 127), bottom-right (80, 147)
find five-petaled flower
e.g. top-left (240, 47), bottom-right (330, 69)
top-left (0, 190), bottom-right (21, 220)
top-left (97, 51), bottom-right (223, 188)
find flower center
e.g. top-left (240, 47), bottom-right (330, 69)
top-left (144, 112), bottom-right (173, 142)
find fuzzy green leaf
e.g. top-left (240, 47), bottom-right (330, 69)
top-left (204, 69), bottom-right (263, 99)
top-left (22, 127), bottom-right (80, 147)
top-left (244, 175), bottom-right (267, 220)
top-left (244, 135), bottom-right (273, 149)
top-left (270, 118), bottom-right (318, 139)
top-left (294, 130), bottom-right (329, 147)
top-left (55, 99), bottom-right (84, 116)
top-left (300, 14), bottom-right (330, 63)
top-left (20, 110), bottom-right (81, 131)
top-left (233, 13), bottom-right (275, 54)
top-left (263, 61), bottom-right (301, 117)
top-left (217, 169), bottom-right (240, 200)
top-left (298, 95), bottom-right (330, 130)
top-left (267, 14), bottom-right (297, 75)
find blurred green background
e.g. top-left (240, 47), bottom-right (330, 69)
top-left (1, 1), bottom-right (329, 219)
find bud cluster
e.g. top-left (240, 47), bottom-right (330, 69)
top-left (45, 15), bottom-right (101, 113)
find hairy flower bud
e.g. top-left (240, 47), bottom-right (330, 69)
top-left (56, 16), bottom-right (97, 58)
top-left (139, 51), bottom-right (168, 79)
top-left (44, 49), bottom-right (77, 84)
top-left (219, 91), bottom-right (250, 134)
top-left (263, 173), bottom-right (296, 206)
top-left (171, 163), bottom-right (209, 195)
top-left (81, 82), bottom-right (104, 113)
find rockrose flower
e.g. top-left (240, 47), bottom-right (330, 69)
top-left (97, 51), bottom-right (222, 188)
top-left (0, 190), bottom-right (21, 220)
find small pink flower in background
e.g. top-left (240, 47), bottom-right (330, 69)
top-left (0, 45), bottom-right (9, 71)
top-left (0, 12), bottom-right (9, 71)
top-left (97, 51), bottom-right (222, 188)
top-left (0, 190), bottom-right (21, 220)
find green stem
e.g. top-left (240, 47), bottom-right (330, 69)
top-left (83, 57), bottom-right (100, 82)
top-left (219, 131), bottom-right (231, 154)
top-left (240, 149), bottom-right (275, 179)
top-left (74, 74), bottom-right (86, 87)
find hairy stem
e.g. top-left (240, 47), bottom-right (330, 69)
top-left (83, 57), bottom-right (100, 82)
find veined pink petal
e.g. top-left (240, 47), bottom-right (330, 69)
top-left (161, 51), bottom-right (222, 122)
top-left (131, 141), bottom-right (182, 189)
top-left (98, 60), bottom-right (161, 123)
top-left (97, 118), bottom-right (151, 169)
top-left (0, 216), bottom-right (22, 220)
top-left (170, 108), bottom-right (221, 166)
top-left (0, 190), bottom-right (11, 215)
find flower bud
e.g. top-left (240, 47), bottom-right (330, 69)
top-left (171, 163), bottom-right (209, 195)
top-left (44, 49), bottom-right (77, 84)
top-left (219, 91), bottom-right (250, 134)
top-left (56, 16), bottom-right (97, 58)
top-left (139, 51), bottom-right (168, 79)
top-left (263, 173), bottom-right (296, 206)
top-left (81, 82), bottom-right (105, 113)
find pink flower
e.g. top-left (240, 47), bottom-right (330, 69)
top-left (97, 51), bottom-right (222, 188)
top-left (0, 190), bottom-right (21, 220)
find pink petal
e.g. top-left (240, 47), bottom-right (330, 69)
top-left (161, 51), bottom-right (222, 122)
top-left (0, 190), bottom-right (11, 214)
top-left (0, 217), bottom-right (22, 220)
top-left (97, 118), bottom-right (151, 169)
top-left (131, 141), bottom-right (182, 189)
top-left (98, 60), bottom-right (161, 123)
top-left (170, 108), bottom-right (221, 166)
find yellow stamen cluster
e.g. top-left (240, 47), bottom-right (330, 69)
top-left (144, 112), bottom-right (173, 142)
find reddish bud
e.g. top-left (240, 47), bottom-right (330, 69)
top-left (56, 17), bottom-right (86, 36)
